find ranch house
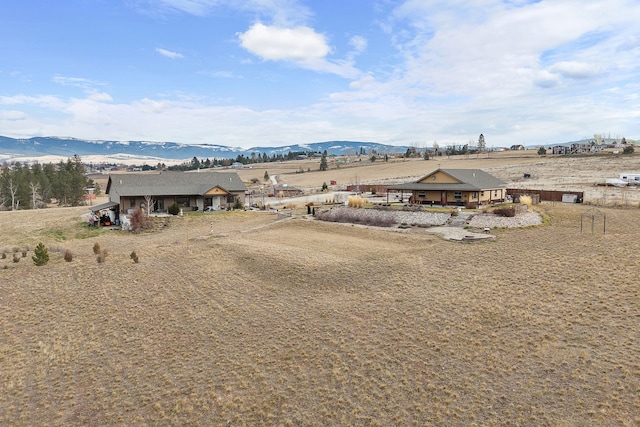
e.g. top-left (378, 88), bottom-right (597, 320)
top-left (101, 171), bottom-right (246, 215)
top-left (388, 168), bottom-right (506, 208)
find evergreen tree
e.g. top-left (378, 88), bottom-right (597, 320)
top-left (478, 134), bottom-right (486, 152)
top-left (32, 242), bottom-right (49, 266)
top-left (319, 151), bottom-right (328, 171)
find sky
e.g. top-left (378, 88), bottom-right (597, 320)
top-left (1, 0), bottom-right (639, 149)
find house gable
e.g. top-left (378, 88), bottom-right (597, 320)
top-left (418, 170), bottom-right (461, 184)
top-left (205, 186), bottom-right (230, 196)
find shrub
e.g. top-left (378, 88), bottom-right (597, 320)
top-left (32, 242), bottom-right (49, 266)
top-left (129, 208), bottom-right (154, 233)
top-left (64, 249), bottom-right (73, 262)
top-left (315, 207), bottom-right (396, 227)
top-left (1, 251), bottom-right (6, 260)
top-left (97, 249), bottom-right (108, 264)
top-left (93, 242), bottom-right (101, 254)
top-left (21, 249), bottom-right (27, 258)
top-left (130, 250), bottom-right (139, 263)
top-left (519, 195), bottom-right (533, 209)
top-left (493, 206), bottom-right (516, 217)
top-left (347, 196), bottom-right (368, 208)
top-left (13, 253), bottom-right (20, 263)
top-left (623, 145), bottom-right (635, 154)
top-left (168, 203), bottom-right (181, 215)
top-left (233, 198), bottom-right (244, 210)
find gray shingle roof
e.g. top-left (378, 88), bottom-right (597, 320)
top-left (388, 168), bottom-right (505, 191)
top-left (107, 171), bottom-right (246, 197)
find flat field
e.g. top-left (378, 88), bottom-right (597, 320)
top-left (1, 155), bottom-right (639, 426)
top-left (236, 151), bottom-right (640, 206)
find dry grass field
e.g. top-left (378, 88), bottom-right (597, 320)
top-left (236, 151), bottom-right (640, 206)
top-left (1, 154), bottom-right (639, 426)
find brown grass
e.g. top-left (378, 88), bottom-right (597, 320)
top-left (238, 151), bottom-right (640, 206)
top-left (0, 158), bottom-right (639, 425)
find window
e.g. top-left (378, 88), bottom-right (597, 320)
top-left (454, 192), bottom-right (462, 200)
top-left (472, 192), bottom-right (478, 199)
top-left (129, 198), bottom-right (136, 208)
top-left (176, 197), bottom-right (190, 207)
top-left (481, 191), bottom-right (485, 197)
top-left (417, 191), bottom-right (426, 198)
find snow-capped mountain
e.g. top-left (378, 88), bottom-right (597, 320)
top-left (0, 136), bottom-right (410, 163)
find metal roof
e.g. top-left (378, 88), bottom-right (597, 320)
top-left (106, 171), bottom-right (246, 197)
top-left (89, 201), bottom-right (119, 212)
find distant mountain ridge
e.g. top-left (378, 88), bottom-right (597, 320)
top-left (0, 136), bottom-right (411, 163)
top-left (1, 135), bottom-right (633, 164)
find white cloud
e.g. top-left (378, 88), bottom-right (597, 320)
top-left (548, 61), bottom-right (603, 80)
top-left (156, 48), bottom-right (184, 59)
top-left (199, 70), bottom-right (242, 79)
top-left (133, 98), bottom-right (171, 113)
top-left (88, 92), bottom-right (114, 102)
top-left (349, 35), bottom-right (367, 54)
top-left (533, 70), bottom-right (560, 88)
top-left (0, 94), bottom-right (66, 110)
top-left (239, 23), bottom-right (329, 61)
top-left (52, 75), bottom-right (103, 90)
top-left (0, 110), bottom-right (27, 121)
top-left (238, 23), bottom-right (360, 78)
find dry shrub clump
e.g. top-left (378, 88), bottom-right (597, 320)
top-left (130, 250), bottom-right (139, 263)
top-left (93, 242), bottom-right (101, 254)
top-left (493, 206), bottom-right (516, 217)
top-left (96, 249), bottom-right (108, 264)
top-left (519, 195), bottom-right (533, 208)
top-left (347, 196), bottom-right (368, 208)
top-left (128, 208), bottom-right (154, 233)
top-left (315, 207), bottom-right (396, 227)
top-left (63, 249), bottom-right (73, 262)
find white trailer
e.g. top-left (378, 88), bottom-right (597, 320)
top-left (619, 173), bottom-right (640, 184)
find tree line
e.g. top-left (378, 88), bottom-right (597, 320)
top-left (0, 155), bottom-right (97, 210)
top-left (167, 151), bottom-right (324, 171)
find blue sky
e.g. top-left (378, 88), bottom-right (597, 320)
top-left (1, 0), bottom-right (639, 149)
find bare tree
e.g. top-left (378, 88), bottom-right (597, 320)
top-left (143, 194), bottom-right (154, 217)
top-left (8, 178), bottom-right (18, 210)
top-left (30, 182), bottom-right (42, 209)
